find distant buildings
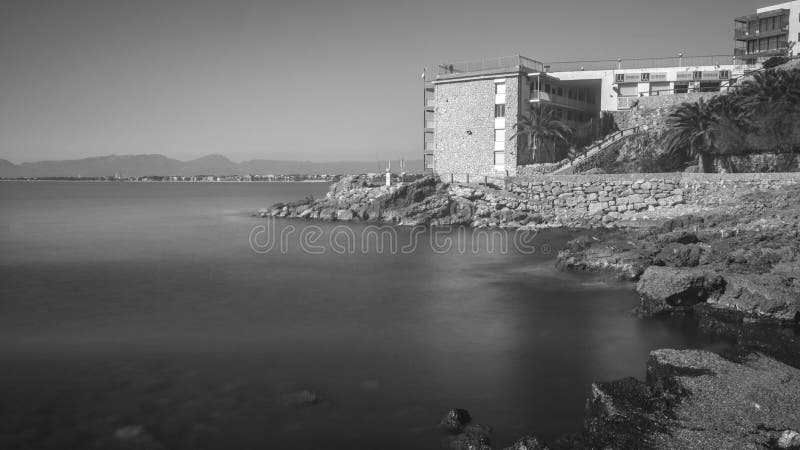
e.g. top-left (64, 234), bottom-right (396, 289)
top-left (422, 1), bottom-right (797, 177)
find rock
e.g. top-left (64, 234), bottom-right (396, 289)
top-left (278, 389), bottom-right (322, 407)
top-left (778, 430), bottom-right (800, 449)
top-left (636, 266), bottom-right (725, 315)
top-left (445, 424), bottom-right (492, 450)
top-left (652, 243), bottom-right (708, 267)
top-left (336, 209), bottom-right (354, 221)
top-left (439, 408), bottom-right (471, 433)
top-left (502, 435), bottom-right (550, 450)
top-left (645, 350), bottom-right (800, 448)
top-left (113, 425), bottom-right (165, 449)
top-left (711, 273), bottom-right (800, 323)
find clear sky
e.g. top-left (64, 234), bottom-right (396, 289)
top-left (0, 0), bottom-right (779, 163)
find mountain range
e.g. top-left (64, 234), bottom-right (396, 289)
top-left (0, 154), bottom-right (423, 178)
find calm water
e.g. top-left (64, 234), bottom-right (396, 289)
top-left (0, 181), bottom-right (728, 449)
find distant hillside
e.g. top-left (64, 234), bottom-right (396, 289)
top-left (0, 154), bottom-right (423, 178)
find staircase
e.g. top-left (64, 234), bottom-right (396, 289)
top-left (551, 125), bottom-right (643, 175)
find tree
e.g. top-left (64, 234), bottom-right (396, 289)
top-left (663, 98), bottom-right (724, 172)
top-left (510, 105), bottom-right (573, 163)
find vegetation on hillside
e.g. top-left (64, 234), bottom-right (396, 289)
top-left (661, 66), bottom-right (800, 172)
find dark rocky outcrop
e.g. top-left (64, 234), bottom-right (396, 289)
top-left (582, 349), bottom-right (800, 449)
top-left (439, 408), bottom-right (472, 433)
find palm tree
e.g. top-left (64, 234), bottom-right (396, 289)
top-left (510, 105), bottom-right (573, 163)
top-left (663, 98), bottom-right (722, 172)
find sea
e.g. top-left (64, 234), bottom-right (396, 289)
top-left (0, 181), bottom-right (730, 449)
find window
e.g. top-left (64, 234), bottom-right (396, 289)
top-left (494, 104), bottom-right (505, 118)
top-left (674, 83), bottom-right (689, 94)
top-left (641, 73), bottom-right (650, 81)
top-left (693, 71), bottom-right (703, 80)
top-left (557, 87), bottom-right (563, 96)
top-left (719, 70), bottom-right (730, 80)
top-left (615, 73), bottom-right (625, 82)
top-left (424, 154), bottom-right (434, 169)
top-left (494, 151), bottom-right (505, 166)
top-left (544, 83), bottom-right (551, 93)
top-left (567, 111), bottom-right (573, 121)
top-left (494, 129), bottom-right (505, 142)
top-left (495, 82), bottom-right (506, 95)
top-left (578, 89), bottom-right (585, 101)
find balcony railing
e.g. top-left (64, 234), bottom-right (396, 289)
top-left (531, 90), bottom-right (594, 110)
top-left (734, 29), bottom-right (749, 40)
top-left (437, 55), bottom-right (544, 77)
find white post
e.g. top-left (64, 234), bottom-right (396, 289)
top-left (385, 160), bottom-right (391, 187)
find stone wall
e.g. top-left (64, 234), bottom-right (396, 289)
top-left (502, 173), bottom-right (800, 224)
top-left (434, 74), bottom-right (522, 177)
top-left (610, 92), bottom-right (720, 131)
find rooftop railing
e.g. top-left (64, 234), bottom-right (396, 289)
top-left (437, 55), bottom-right (544, 77)
top-left (544, 55), bottom-right (739, 72)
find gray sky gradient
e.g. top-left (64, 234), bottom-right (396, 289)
top-left (0, 0), bottom-right (776, 163)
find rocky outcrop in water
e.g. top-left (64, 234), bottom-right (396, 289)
top-left (557, 184), bottom-right (800, 325)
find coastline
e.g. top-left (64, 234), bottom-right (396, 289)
top-left (262, 174), bottom-right (800, 449)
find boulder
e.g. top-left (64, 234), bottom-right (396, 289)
top-left (636, 266), bottom-right (725, 315)
top-left (778, 430), bottom-right (800, 449)
top-left (502, 435), bottom-right (550, 450)
top-left (439, 408), bottom-right (472, 433)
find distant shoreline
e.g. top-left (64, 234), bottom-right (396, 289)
top-left (0, 179), bottom-right (333, 183)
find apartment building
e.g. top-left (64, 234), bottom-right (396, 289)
top-left (421, 1), bottom-right (796, 176)
top-left (422, 55), bottom-right (747, 175)
top-left (734, 0), bottom-right (800, 64)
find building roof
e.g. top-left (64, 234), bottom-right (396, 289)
top-left (734, 8), bottom-right (789, 22)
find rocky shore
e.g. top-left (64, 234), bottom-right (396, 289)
top-left (263, 174), bottom-right (800, 448)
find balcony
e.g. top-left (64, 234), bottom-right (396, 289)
top-left (530, 90), bottom-right (592, 111)
top-left (734, 28), bottom-right (749, 40)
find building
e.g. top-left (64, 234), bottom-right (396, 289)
top-left (423, 55), bottom-right (750, 176)
top-left (734, 0), bottom-right (800, 64)
top-left (422, 2), bottom-right (798, 177)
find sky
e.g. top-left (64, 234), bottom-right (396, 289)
top-left (0, 0), bottom-right (780, 164)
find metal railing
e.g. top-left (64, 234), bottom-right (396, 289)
top-left (544, 54), bottom-right (739, 72)
top-left (438, 55), bottom-right (544, 76)
top-left (551, 126), bottom-right (642, 174)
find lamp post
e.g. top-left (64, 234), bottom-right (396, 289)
top-left (678, 53), bottom-right (684, 67)
top-left (617, 58), bottom-right (622, 70)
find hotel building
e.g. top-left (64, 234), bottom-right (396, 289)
top-left (422, 2), bottom-right (796, 177)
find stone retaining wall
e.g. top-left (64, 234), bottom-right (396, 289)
top-left (503, 173), bottom-right (800, 223)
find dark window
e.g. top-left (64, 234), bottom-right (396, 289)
top-left (557, 87), bottom-right (563, 96)
top-left (615, 73), bottom-right (625, 82)
top-left (578, 89), bottom-right (585, 101)
top-left (693, 71), bottom-right (703, 80)
top-left (494, 104), bottom-right (506, 118)
top-left (674, 83), bottom-right (689, 94)
top-left (567, 111), bottom-right (573, 121)
top-left (719, 70), bottom-right (730, 79)
top-left (424, 154), bottom-right (434, 169)
top-left (641, 73), bottom-right (650, 81)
